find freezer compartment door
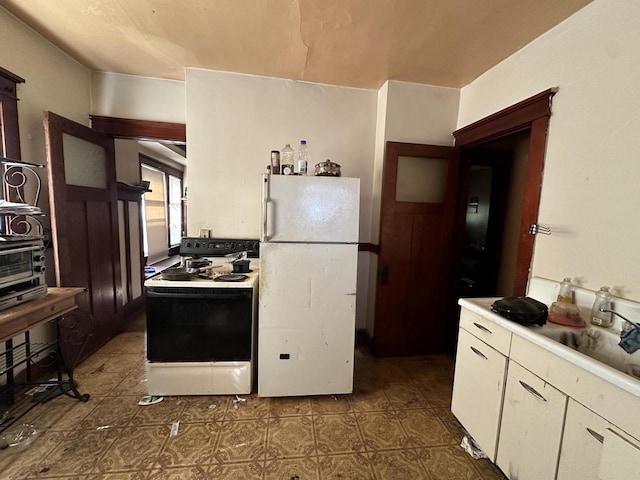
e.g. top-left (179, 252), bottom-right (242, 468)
top-left (261, 174), bottom-right (360, 243)
top-left (258, 327), bottom-right (355, 397)
top-left (258, 242), bottom-right (357, 330)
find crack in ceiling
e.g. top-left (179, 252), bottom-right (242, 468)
top-left (0, 0), bottom-right (594, 89)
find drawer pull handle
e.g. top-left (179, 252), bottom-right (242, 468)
top-left (473, 322), bottom-right (492, 334)
top-left (519, 380), bottom-right (547, 402)
top-left (586, 427), bottom-right (604, 444)
top-left (470, 346), bottom-right (488, 360)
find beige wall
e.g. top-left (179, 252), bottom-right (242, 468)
top-left (185, 68), bottom-right (377, 240)
top-left (91, 73), bottom-right (187, 246)
top-left (114, 139), bottom-right (141, 184)
top-left (458, 0), bottom-right (640, 299)
top-left (0, 6), bottom-right (90, 217)
top-left (0, 6), bottom-right (91, 350)
top-left (90, 72), bottom-right (185, 123)
top-left (365, 80), bottom-right (460, 336)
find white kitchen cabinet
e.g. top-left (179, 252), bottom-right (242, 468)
top-left (599, 428), bottom-right (640, 479)
top-left (454, 296), bottom-right (640, 480)
top-left (557, 399), bottom-right (611, 480)
top-left (451, 327), bottom-right (508, 461)
top-left (558, 397), bottom-right (640, 480)
top-left (496, 360), bottom-right (568, 480)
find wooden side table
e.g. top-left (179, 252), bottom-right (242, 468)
top-left (0, 287), bottom-right (88, 432)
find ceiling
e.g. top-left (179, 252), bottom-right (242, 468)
top-left (1, 0), bottom-right (592, 89)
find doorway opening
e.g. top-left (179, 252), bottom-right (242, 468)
top-left (456, 131), bottom-right (531, 300)
top-left (372, 88), bottom-right (557, 356)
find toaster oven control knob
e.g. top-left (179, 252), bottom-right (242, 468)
top-left (34, 255), bottom-right (46, 262)
top-left (35, 265), bottom-right (46, 272)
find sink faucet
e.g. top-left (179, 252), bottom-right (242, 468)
top-left (599, 308), bottom-right (640, 334)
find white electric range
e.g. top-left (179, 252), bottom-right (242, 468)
top-left (144, 237), bottom-right (259, 395)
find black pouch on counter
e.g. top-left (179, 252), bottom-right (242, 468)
top-left (491, 296), bottom-right (548, 326)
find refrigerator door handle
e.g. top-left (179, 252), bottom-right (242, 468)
top-left (261, 175), bottom-right (270, 241)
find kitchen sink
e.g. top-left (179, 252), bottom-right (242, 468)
top-left (538, 323), bottom-right (640, 381)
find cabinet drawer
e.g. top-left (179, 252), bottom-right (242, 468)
top-left (460, 308), bottom-right (512, 355)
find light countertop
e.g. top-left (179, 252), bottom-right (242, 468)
top-left (458, 296), bottom-right (640, 399)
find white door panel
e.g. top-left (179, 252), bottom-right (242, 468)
top-left (258, 242), bottom-right (357, 397)
top-left (258, 327), bottom-right (355, 397)
top-left (259, 243), bottom-right (357, 330)
top-left (261, 174), bottom-right (360, 243)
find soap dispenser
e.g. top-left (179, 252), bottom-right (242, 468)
top-left (590, 286), bottom-right (613, 328)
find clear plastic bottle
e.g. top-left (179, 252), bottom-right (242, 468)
top-left (557, 277), bottom-right (575, 303)
top-left (297, 140), bottom-right (308, 175)
top-left (590, 286), bottom-right (613, 327)
top-left (281, 144), bottom-right (295, 175)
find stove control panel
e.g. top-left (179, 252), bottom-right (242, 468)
top-left (180, 237), bottom-right (260, 258)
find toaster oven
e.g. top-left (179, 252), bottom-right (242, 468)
top-left (0, 235), bottom-right (47, 311)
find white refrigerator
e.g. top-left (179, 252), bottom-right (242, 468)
top-left (258, 173), bottom-right (360, 397)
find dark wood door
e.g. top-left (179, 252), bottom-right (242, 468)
top-left (44, 111), bottom-right (123, 363)
top-left (373, 142), bottom-right (460, 356)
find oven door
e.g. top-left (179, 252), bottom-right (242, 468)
top-left (146, 287), bottom-right (253, 362)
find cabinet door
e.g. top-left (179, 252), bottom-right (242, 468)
top-left (451, 328), bottom-right (508, 461)
top-left (599, 428), bottom-right (640, 480)
top-left (496, 361), bottom-right (567, 480)
top-left (557, 399), bottom-right (611, 480)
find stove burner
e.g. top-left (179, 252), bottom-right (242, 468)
top-left (214, 274), bottom-right (248, 282)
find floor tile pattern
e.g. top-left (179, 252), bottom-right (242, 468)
top-left (0, 316), bottom-right (506, 479)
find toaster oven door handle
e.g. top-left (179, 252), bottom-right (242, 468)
top-left (2, 245), bottom-right (43, 254)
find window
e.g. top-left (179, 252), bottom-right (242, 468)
top-left (140, 156), bottom-right (183, 264)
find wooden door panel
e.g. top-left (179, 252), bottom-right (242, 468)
top-left (374, 142), bottom-right (459, 356)
top-left (87, 201), bottom-right (119, 316)
top-left (44, 111), bottom-right (122, 364)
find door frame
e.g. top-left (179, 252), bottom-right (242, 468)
top-left (89, 115), bottom-right (186, 144)
top-left (453, 88), bottom-right (558, 295)
top-left (90, 115), bottom-right (186, 311)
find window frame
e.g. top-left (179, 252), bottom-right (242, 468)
top-left (139, 154), bottom-right (184, 258)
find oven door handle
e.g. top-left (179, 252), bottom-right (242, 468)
top-left (146, 290), bottom-right (250, 299)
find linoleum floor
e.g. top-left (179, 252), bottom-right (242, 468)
top-left (0, 315), bottom-right (506, 479)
